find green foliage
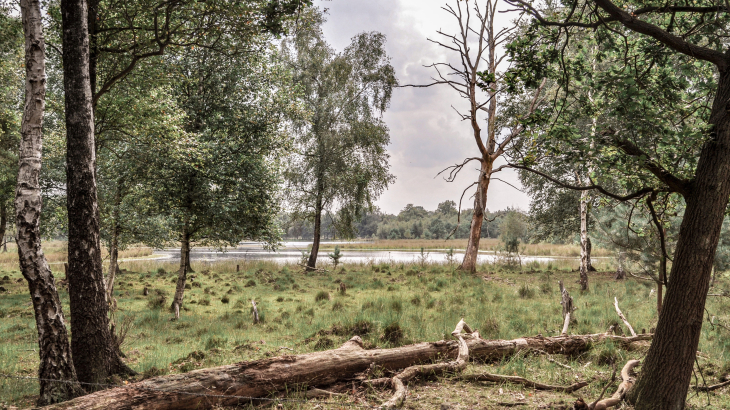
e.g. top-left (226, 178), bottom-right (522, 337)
top-left (282, 8), bottom-right (396, 242)
top-left (328, 246), bottom-right (343, 268)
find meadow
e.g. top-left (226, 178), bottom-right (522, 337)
top-left (1, 252), bottom-right (730, 409)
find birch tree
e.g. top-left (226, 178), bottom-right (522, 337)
top-left (16, 0), bottom-right (84, 402)
top-left (282, 10), bottom-right (396, 270)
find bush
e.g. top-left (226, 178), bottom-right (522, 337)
top-left (205, 336), bottom-right (227, 350)
top-left (315, 290), bottom-right (330, 302)
top-left (221, 296), bottom-right (230, 304)
top-left (540, 282), bottom-right (552, 295)
top-left (276, 296), bottom-right (284, 302)
top-left (244, 280), bottom-right (256, 287)
top-left (199, 297), bottom-right (211, 306)
top-left (147, 293), bottom-right (167, 309)
top-left (157, 268), bottom-right (166, 275)
top-left (382, 322), bottom-right (404, 345)
top-left (518, 284), bottom-right (535, 299)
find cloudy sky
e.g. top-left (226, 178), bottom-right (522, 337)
top-left (313, 0), bottom-right (532, 215)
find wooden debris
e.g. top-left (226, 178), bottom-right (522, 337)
top-left (613, 297), bottom-right (636, 337)
top-left (559, 281), bottom-right (576, 336)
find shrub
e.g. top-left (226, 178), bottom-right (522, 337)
top-left (518, 284), bottom-right (535, 299)
top-left (315, 290), bottom-right (330, 302)
top-left (390, 299), bottom-right (403, 313)
top-left (205, 336), bottom-right (227, 350)
top-left (221, 296), bottom-right (230, 304)
top-left (199, 297), bottom-right (211, 306)
top-left (147, 293), bottom-right (167, 309)
top-left (540, 282), bottom-right (552, 295)
top-left (332, 301), bottom-right (343, 311)
top-left (244, 279), bottom-right (256, 287)
top-left (276, 296), bottom-right (284, 302)
top-left (382, 322), bottom-right (404, 345)
top-left (157, 268), bottom-right (166, 275)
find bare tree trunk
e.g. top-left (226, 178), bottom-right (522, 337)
top-left (17, 0), bottom-right (84, 403)
top-left (172, 222), bottom-right (190, 316)
top-left (656, 256), bottom-right (666, 317)
top-left (39, 332), bottom-right (652, 410)
top-left (628, 70), bottom-right (730, 410)
top-left (579, 190), bottom-right (589, 290)
top-left (460, 159), bottom-right (493, 272)
top-left (61, 0), bottom-right (132, 385)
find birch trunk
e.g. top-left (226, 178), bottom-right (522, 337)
top-left (17, 0), bottom-right (84, 403)
top-left (61, 0), bottom-right (132, 384)
top-left (579, 190), bottom-right (590, 290)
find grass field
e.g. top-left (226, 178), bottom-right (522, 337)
top-left (1, 257), bottom-right (729, 409)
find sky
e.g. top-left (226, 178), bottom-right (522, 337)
top-left (314, 0), bottom-right (532, 216)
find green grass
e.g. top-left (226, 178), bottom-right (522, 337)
top-left (1, 259), bottom-right (730, 409)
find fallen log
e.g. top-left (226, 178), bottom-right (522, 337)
top-left (459, 373), bottom-right (587, 393)
top-left (574, 360), bottom-right (640, 410)
top-left (39, 333), bottom-right (652, 410)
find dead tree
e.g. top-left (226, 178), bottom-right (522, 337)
top-left (39, 330), bottom-right (651, 410)
top-left (559, 280), bottom-right (576, 335)
top-left (405, 0), bottom-right (546, 272)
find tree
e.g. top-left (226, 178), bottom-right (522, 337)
top-left (283, 9), bottom-right (396, 270)
top-left (408, 0), bottom-right (545, 272)
top-left (61, 0), bottom-right (136, 385)
top-left (144, 45), bottom-right (293, 316)
top-left (505, 0), bottom-right (730, 405)
top-left (15, 0), bottom-right (85, 403)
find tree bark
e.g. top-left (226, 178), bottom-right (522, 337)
top-left (39, 332), bottom-right (651, 410)
top-left (306, 191), bottom-right (323, 271)
top-left (627, 70), bottom-right (730, 410)
top-left (105, 181), bottom-right (122, 303)
top-left (17, 0), bottom-right (84, 403)
top-left (0, 200), bottom-right (7, 249)
top-left (172, 222), bottom-right (190, 315)
top-left (460, 158), bottom-right (493, 272)
top-left (579, 190), bottom-right (590, 290)
top-left (61, 0), bottom-right (132, 385)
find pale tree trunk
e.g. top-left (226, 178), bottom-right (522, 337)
top-left (579, 189), bottom-right (589, 290)
top-left (61, 0), bottom-right (132, 385)
top-left (460, 158), bottom-right (493, 272)
top-left (17, 0), bottom-right (84, 403)
top-left (172, 221), bottom-right (190, 317)
top-left (628, 70), bottom-right (730, 410)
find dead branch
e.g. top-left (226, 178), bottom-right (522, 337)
top-left (693, 379), bottom-right (730, 392)
top-left (588, 360), bottom-right (641, 410)
top-left (614, 297), bottom-right (637, 337)
top-left (459, 373), bottom-right (587, 392)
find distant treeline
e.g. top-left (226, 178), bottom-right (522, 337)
top-left (279, 201), bottom-right (529, 241)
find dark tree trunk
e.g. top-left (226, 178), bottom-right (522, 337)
top-left (628, 70), bottom-right (730, 410)
top-left (172, 222), bottom-right (190, 318)
top-left (460, 158), bottom-right (492, 272)
top-left (0, 200), bottom-right (6, 248)
top-left (105, 181), bottom-right (122, 302)
top-left (17, 0), bottom-right (84, 403)
top-left (61, 0), bottom-right (132, 385)
top-left (306, 198), bottom-right (322, 271)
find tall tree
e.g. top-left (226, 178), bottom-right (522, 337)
top-left (146, 45), bottom-right (295, 316)
top-left (505, 0), bottom-right (730, 405)
top-left (15, 0), bottom-right (84, 403)
top-left (61, 0), bottom-right (134, 384)
top-left (408, 0), bottom-right (545, 272)
top-left (283, 10), bottom-right (396, 270)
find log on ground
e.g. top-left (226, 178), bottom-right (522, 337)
top-left (39, 333), bottom-right (652, 410)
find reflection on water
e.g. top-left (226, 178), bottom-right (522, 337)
top-left (152, 242), bottom-right (560, 265)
